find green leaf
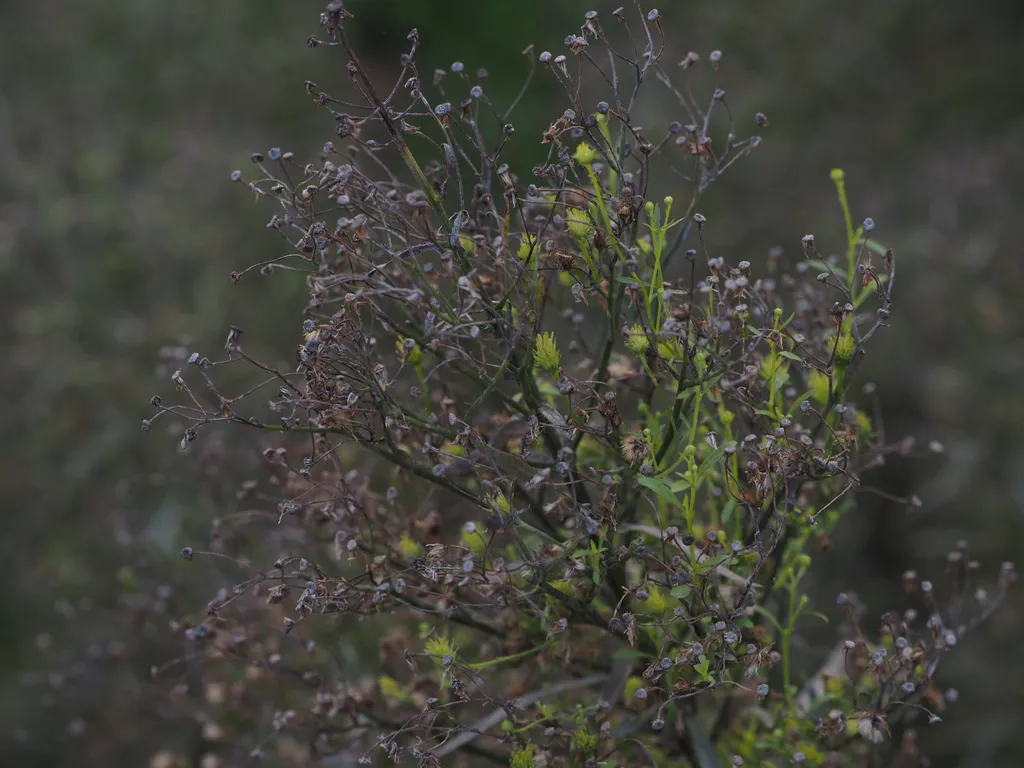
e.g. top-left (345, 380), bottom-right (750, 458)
top-left (695, 442), bottom-right (733, 484)
top-left (720, 499), bottom-right (737, 524)
top-left (694, 553), bottom-right (730, 574)
top-left (670, 585), bottom-right (692, 600)
top-left (636, 475), bottom-right (679, 507)
top-left (684, 712), bottom-right (724, 768)
top-left (649, 202), bottom-right (662, 230)
top-left (804, 259), bottom-right (847, 280)
top-left (778, 350), bottom-right (803, 362)
top-left (788, 391), bottom-right (814, 415)
top-left (853, 282), bottom-right (885, 309)
top-left (770, 370), bottom-right (789, 399)
top-left (694, 654), bottom-right (713, 683)
top-left (751, 605), bottom-right (783, 632)
top-left (669, 477), bottom-right (691, 493)
top-left (861, 239), bottom-right (889, 256)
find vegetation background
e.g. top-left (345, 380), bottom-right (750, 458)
top-left (1, 0), bottom-right (1022, 765)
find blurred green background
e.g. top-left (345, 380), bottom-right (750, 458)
top-left (2, 0), bottom-right (1023, 765)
